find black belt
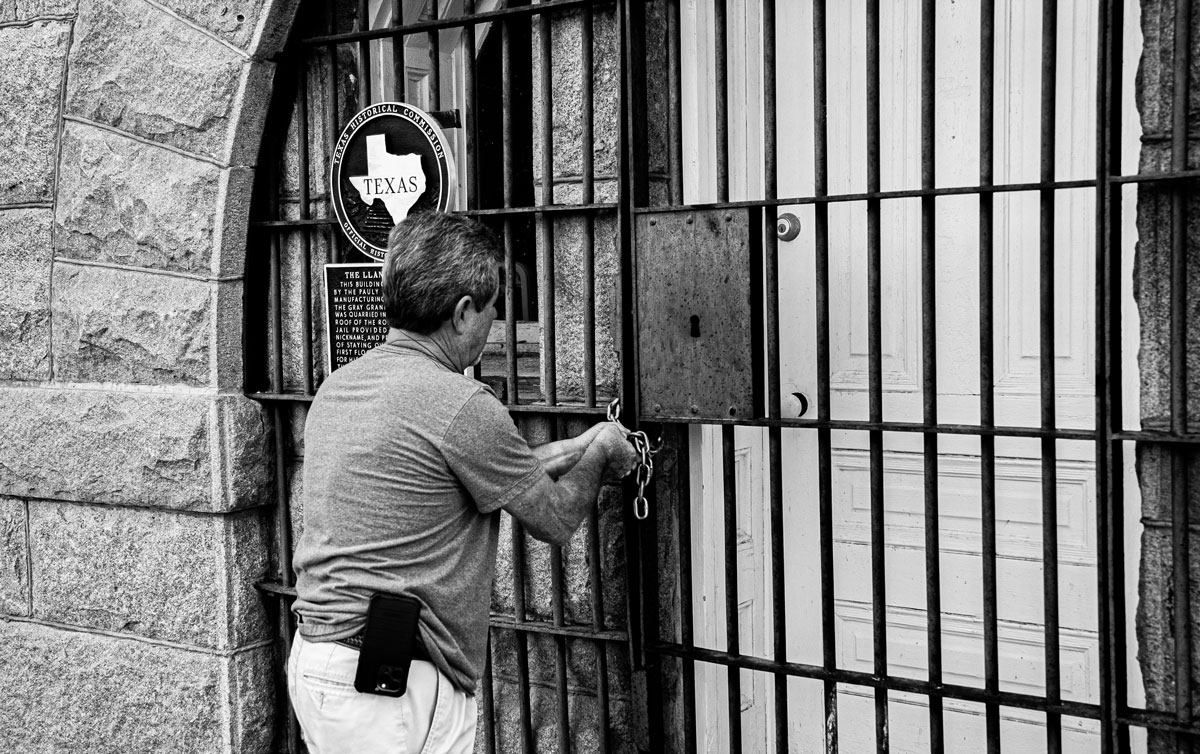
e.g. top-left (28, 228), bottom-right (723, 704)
top-left (335, 632), bottom-right (432, 663)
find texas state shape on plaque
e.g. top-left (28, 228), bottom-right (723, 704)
top-left (349, 134), bottom-right (427, 224)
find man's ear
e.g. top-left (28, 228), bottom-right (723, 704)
top-left (451, 295), bottom-right (474, 333)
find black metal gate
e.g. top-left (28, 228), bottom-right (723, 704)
top-left (248, 1), bottom-right (1199, 752)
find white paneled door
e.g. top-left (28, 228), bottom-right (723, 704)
top-left (682, 1), bottom-right (1141, 751)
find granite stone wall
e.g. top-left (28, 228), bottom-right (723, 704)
top-left (0, 1), bottom-right (299, 752)
top-left (1136, 1), bottom-right (1200, 750)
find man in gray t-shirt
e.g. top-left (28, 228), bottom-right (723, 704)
top-left (288, 212), bottom-right (637, 754)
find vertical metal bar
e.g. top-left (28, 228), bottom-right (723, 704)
top-left (1169, 1), bottom-right (1192, 749)
top-left (978, 2), bottom-right (1001, 751)
top-left (813, 1), bottom-right (839, 749)
top-left (714, 0), bottom-right (729, 202)
top-left (638, 443), bottom-right (665, 754)
top-left (512, 521), bottom-right (534, 754)
top-left (502, 19), bottom-right (518, 403)
top-left (919, 2), bottom-right (943, 751)
top-left (762, 1), bottom-right (788, 752)
top-left (391, 0), bottom-right (406, 102)
top-left (325, 2), bottom-right (342, 265)
top-left (1095, 2), bottom-right (1129, 753)
top-left (297, 56), bottom-right (314, 396)
top-left (666, 0), bottom-right (683, 205)
top-left (1169, 0), bottom-right (1192, 437)
top-left (865, 0), bottom-right (889, 750)
top-left (357, 0), bottom-right (371, 109)
top-left (1172, 459), bottom-right (1192, 754)
top-left (264, 139), bottom-right (297, 750)
top-left (464, 0), bottom-right (478, 209)
top-left (621, 0), bottom-right (650, 213)
top-left (428, 0), bottom-right (441, 109)
top-left (548, 418), bottom-right (570, 754)
top-left (582, 5), bottom-right (596, 407)
top-left (269, 217), bottom-right (284, 393)
top-left (675, 430), bottom-right (698, 754)
top-left (539, 8), bottom-right (557, 406)
top-left (587, 484), bottom-right (611, 754)
top-left (618, 0), bottom-right (650, 688)
top-left (482, 640), bottom-right (498, 754)
top-left (722, 424), bottom-right (742, 753)
top-left (1039, 2), bottom-right (1063, 752)
top-left (619, 70), bottom-right (652, 753)
top-left (750, 209), bottom-right (766, 420)
top-left (264, 114), bottom-right (297, 754)
top-left (272, 403), bottom-right (300, 754)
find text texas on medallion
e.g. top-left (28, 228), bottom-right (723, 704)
top-left (330, 102), bottom-right (454, 261)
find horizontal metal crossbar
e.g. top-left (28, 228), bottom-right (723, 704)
top-left (652, 642), bottom-right (1102, 719)
top-left (628, 172), bottom-right (1194, 214)
top-left (257, 581), bottom-right (297, 598)
top-left (247, 392), bottom-right (315, 403)
top-left (654, 643), bottom-right (1200, 738)
top-left (249, 204), bottom-right (619, 230)
top-left (1114, 430), bottom-right (1200, 445)
top-left (651, 416), bottom-right (1100, 440)
top-left (488, 614), bottom-right (628, 643)
top-left (249, 393), bottom-right (611, 419)
top-left (296, 0), bottom-right (614, 48)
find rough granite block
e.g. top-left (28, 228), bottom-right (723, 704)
top-left (54, 121), bottom-right (224, 274)
top-left (0, 208), bottom-right (52, 380)
top-left (0, 621), bottom-right (274, 754)
top-left (213, 277), bottom-right (247, 390)
top-left (14, 1), bottom-right (78, 16)
top-left (227, 644), bottom-right (276, 754)
top-left (152, 0), bottom-right (302, 59)
top-left (65, 0), bottom-right (250, 162)
top-left (29, 501), bottom-right (269, 649)
top-left (0, 387), bottom-right (272, 512)
top-left (152, 0), bottom-right (264, 52)
top-left (0, 20), bottom-right (71, 204)
top-left (0, 497), bottom-right (29, 617)
top-left (51, 263), bottom-right (213, 387)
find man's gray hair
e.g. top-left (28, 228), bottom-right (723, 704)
top-left (382, 211), bottom-right (502, 334)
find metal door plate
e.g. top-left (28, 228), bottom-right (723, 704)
top-left (635, 208), bottom-right (760, 421)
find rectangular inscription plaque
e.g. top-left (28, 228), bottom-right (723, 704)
top-left (323, 263), bottom-right (388, 372)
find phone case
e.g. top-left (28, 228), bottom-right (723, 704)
top-left (353, 593), bottom-right (422, 696)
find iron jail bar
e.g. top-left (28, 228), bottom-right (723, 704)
top-left (245, 1), bottom-right (1199, 752)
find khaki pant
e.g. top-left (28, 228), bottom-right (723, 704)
top-left (288, 632), bottom-right (477, 754)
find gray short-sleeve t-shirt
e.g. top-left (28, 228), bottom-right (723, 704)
top-left (291, 339), bottom-right (545, 693)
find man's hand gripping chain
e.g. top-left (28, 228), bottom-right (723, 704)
top-left (606, 398), bottom-right (662, 521)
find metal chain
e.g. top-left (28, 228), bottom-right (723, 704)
top-left (606, 398), bottom-right (660, 520)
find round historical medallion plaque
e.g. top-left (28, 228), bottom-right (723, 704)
top-left (329, 102), bottom-right (455, 261)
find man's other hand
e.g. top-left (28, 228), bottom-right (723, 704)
top-left (596, 423), bottom-right (639, 482)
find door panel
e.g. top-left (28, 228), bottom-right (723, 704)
top-left (681, 0), bottom-right (1113, 749)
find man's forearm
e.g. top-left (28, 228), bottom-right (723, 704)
top-left (533, 422), bottom-right (607, 480)
top-left (539, 436), bottom-right (612, 544)
top-left (508, 424), bottom-right (635, 547)
top-left (533, 437), bottom-right (585, 480)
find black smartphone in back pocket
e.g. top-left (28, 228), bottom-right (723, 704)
top-left (354, 593), bottom-right (422, 697)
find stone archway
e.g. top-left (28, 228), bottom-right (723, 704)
top-left (0, 2), bottom-right (303, 752)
